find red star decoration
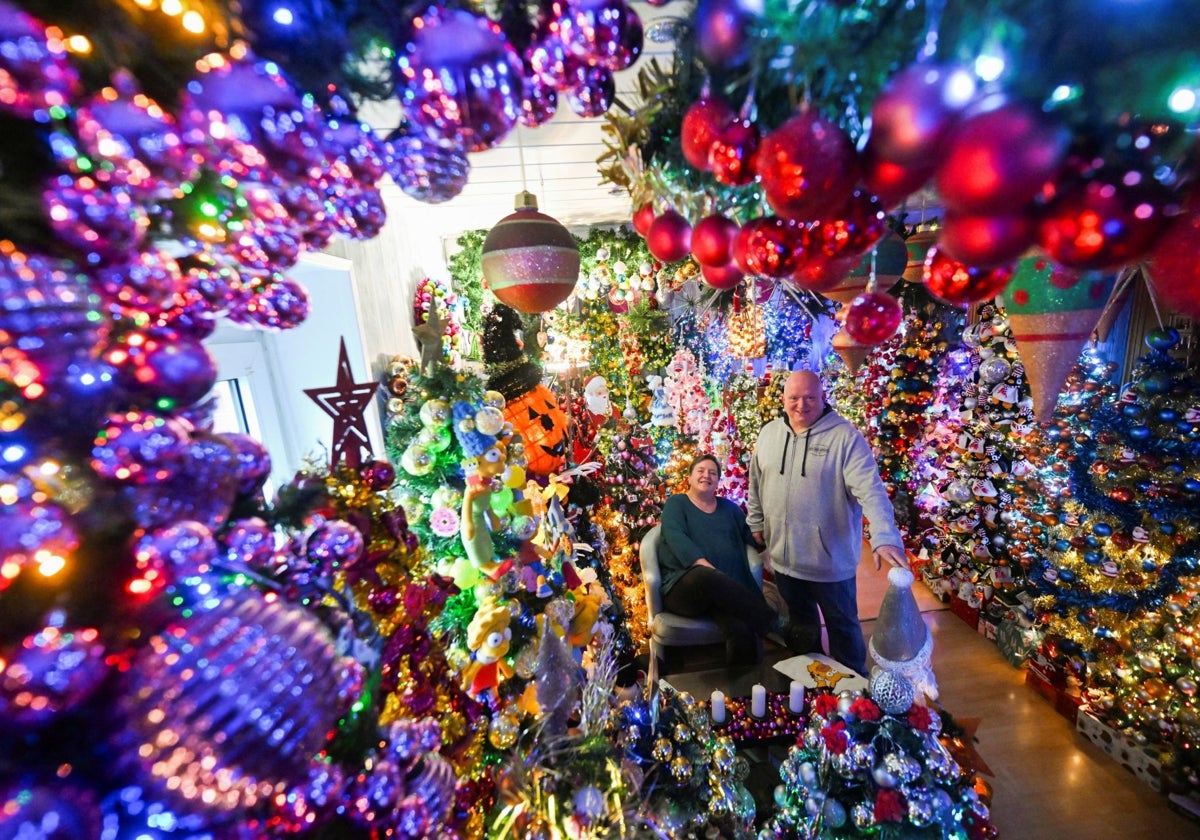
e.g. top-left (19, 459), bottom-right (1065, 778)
top-left (304, 339), bottom-right (378, 470)
top-left (941, 716), bottom-right (994, 778)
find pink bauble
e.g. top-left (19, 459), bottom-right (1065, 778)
top-left (843, 290), bottom-right (903, 345)
top-left (1144, 208), bottom-right (1200, 320)
top-left (119, 336), bottom-right (219, 409)
top-left (43, 176), bottom-right (149, 264)
top-left (91, 410), bottom-right (191, 484)
top-left (0, 2), bottom-right (82, 119)
top-left (936, 101), bottom-right (1069, 214)
top-left (646, 210), bottom-right (693, 263)
top-left (525, 24), bottom-right (570, 88)
top-left (709, 118), bottom-right (760, 186)
top-left (700, 261), bottom-right (744, 289)
top-left (866, 63), bottom-right (976, 167)
top-left (681, 97), bottom-right (735, 171)
top-left (1038, 166), bottom-right (1176, 270)
top-left (482, 203), bottom-right (581, 312)
top-left (695, 0), bottom-right (758, 69)
top-left (519, 73), bottom-right (559, 128)
top-left (939, 210), bottom-right (1036, 268)
top-left (758, 110), bottom-right (860, 222)
top-left (556, 0), bottom-right (642, 72)
top-left (229, 276), bottom-right (311, 330)
top-left (383, 128), bottom-right (471, 205)
top-left (922, 244), bottom-right (1015, 306)
top-left (732, 216), bottom-right (804, 277)
top-left (690, 214), bottom-right (740, 266)
top-left (395, 6), bottom-right (522, 152)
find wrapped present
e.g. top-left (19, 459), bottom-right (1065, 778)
top-left (1076, 707), bottom-right (1165, 792)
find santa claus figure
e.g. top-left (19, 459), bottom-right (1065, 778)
top-left (582, 375), bottom-right (614, 427)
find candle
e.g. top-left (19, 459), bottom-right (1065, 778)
top-left (789, 680), bottom-right (806, 714)
top-left (710, 690), bottom-right (726, 724)
top-left (751, 684), bottom-right (767, 718)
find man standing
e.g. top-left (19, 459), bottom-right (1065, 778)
top-left (747, 370), bottom-right (907, 673)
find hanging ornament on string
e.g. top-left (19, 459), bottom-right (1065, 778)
top-left (759, 109), bottom-right (860, 223)
top-left (842, 248), bottom-right (903, 346)
top-left (921, 245), bottom-right (1015, 306)
top-left (646, 209), bottom-right (693, 262)
top-left (563, 58), bottom-right (615, 118)
top-left (710, 93), bottom-right (760, 186)
top-left (691, 213), bottom-right (740, 267)
top-left (681, 94), bottom-right (735, 171)
top-left (1144, 206), bottom-right (1200, 320)
top-left (939, 210), bottom-right (1036, 269)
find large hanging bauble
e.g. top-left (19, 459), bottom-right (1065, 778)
top-left (862, 145), bottom-right (934, 210)
top-left (1038, 165), bottom-right (1176, 270)
top-left (691, 214), bottom-right (740, 266)
top-left (814, 188), bottom-right (887, 260)
top-left (733, 216), bottom-right (804, 277)
top-left (646, 209), bottom-right (693, 262)
top-left (43, 176), bottom-right (149, 264)
top-left (935, 101), bottom-right (1069, 213)
top-left (0, 4), bottom-right (82, 118)
top-left (939, 210), bottom-right (1035, 268)
top-left (395, 6), bottom-right (523, 153)
top-left (481, 192), bottom-right (581, 312)
top-left (681, 97), bottom-right (735, 171)
top-left (792, 253), bottom-right (856, 293)
top-left (844, 290), bottom-right (903, 345)
top-left (557, 0), bottom-right (643, 72)
top-left (118, 588), bottom-right (362, 820)
top-left (701, 260), bottom-right (744, 290)
top-left (525, 22), bottom-right (570, 88)
top-left (0, 623), bottom-right (108, 725)
top-left (383, 127), bottom-right (471, 205)
top-left (123, 434), bottom-right (240, 531)
top-left (709, 118), bottom-right (760, 186)
top-left (504, 384), bottom-right (567, 476)
top-left (1145, 208), bottom-right (1200, 319)
top-left (519, 72), bottom-right (559, 128)
top-left (563, 59), bottom-right (615, 117)
top-left (921, 245), bottom-right (1014, 306)
top-left (694, 0), bottom-right (759, 68)
top-left (865, 63), bottom-right (976, 168)
top-left (117, 336), bottom-right (218, 410)
top-left (758, 110), bottom-right (860, 222)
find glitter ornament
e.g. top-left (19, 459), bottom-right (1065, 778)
top-left (759, 110), bottom-right (860, 223)
top-left (228, 275), bottom-right (311, 330)
top-left (123, 434), bottom-right (240, 531)
top-left (221, 433), bottom-right (272, 496)
top-left (563, 59), bottom-right (615, 117)
top-left (119, 589), bottom-right (361, 820)
top-left (305, 519), bottom-right (365, 571)
top-left (481, 192), bottom-right (581, 313)
top-left (869, 670), bottom-right (915, 715)
top-left (556, 0), bottom-right (643, 72)
top-left (921, 245), bottom-right (1014, 306)
top-left (383, 127), bottom-right (471, 204)
top-left (865, 63), bottom-right (976, 169)
top-left (92, 411), bottom-right (190, 484)
top-left (0, 622), bottom-right (108, 724)
top-left (397, 6), bottom-right (522, 151)
top-left (709, 118), bottom-right (760, 186)
top-left (0, 2), bottom-right (81, 118)
top-left (733, 216), bottom-right (804, 277)
top-left (43, 175), bottom-right (149, 264)
top-left (844, 291), bottom-right (903, 345)
top-left (681, 96), bottom-right (735, 171)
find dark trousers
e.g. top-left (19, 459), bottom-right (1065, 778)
top-left (774, 573), bottom-right (867, 674)
top-left (662, 566), bottom-right (775, 664)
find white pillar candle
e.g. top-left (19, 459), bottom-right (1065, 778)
top-left (710, 690), bottom-right (726, 724)
top-left (751, 683), bottom-right (767, 718)
top-left (789, 680), bottom-right (806, 714)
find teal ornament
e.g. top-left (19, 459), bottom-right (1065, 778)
top-left (1145, 327), bottom-right (1180, 351)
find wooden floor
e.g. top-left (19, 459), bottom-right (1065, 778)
top-left (662, 551), bottom-right (1199, 840)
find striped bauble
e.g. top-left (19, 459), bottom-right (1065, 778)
top-left (481, 192), bottom-right (580, 313)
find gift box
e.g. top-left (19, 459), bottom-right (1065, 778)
top-left (1075, 707), bottom-right (1165, 792)
top-left (948, 594), bottom-right (981, 630)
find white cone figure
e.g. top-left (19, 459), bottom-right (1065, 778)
top-left (868, 566), bottom-right (938, 701)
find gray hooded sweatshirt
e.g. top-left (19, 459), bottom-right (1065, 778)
top-left (746, 407), bottom-right (903, 583)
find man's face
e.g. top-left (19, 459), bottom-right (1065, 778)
top-left (783, 376), bottom-right (825, 430)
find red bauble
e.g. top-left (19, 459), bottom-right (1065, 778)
top-left (843, 290), bottom-right (903, 345)
top-left (681, 97), bottom-right (735, 171)
top-left (709, 119), bottom-right (760, 186)
top-left (732, 216), bottom-right (805, 277)
top-left (922, 244), bottom-right (1015, 306)
top-left (862, 146), bottom-right (934, 210)
top-left (482, 200), bottom-right (581, 312)
top-left (815, 189), bottom-right (887, 259)
top-left (758, 110), bottom-right (860, 222)
top-left (939, 210), bottom-right (1035, 268)
top-left (701, 261), bottom-right (744, 289)
top-left (632, 203), bottom-right (656, 237)
top-left (1145, 208), bottom-right (1200, 319)
top-left (936, 101), bottom-right (1069, 213)
top-left (691, 214), bottom-right (740, 266)
top-left (865, 63), bottom-right (977, 167)
top-left (1038, 166), bottom-right (1176, 270)
top-left (792, 254), bottom-right (856, 293)
top-left (646, 210), bottom-right (693, 262)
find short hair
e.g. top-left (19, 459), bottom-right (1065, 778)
top-left (688, 453), bottom-right (721, 480)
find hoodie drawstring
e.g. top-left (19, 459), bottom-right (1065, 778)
top-left (801, 428), bottom-right (811, 477)
top-left (779, 433), bottom-right (789, 475)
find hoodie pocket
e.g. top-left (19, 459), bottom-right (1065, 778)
top-left (794, 524), bottom-right (834, 568)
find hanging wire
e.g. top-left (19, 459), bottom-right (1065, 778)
top-left (515, 124), bottom-right (529, 193)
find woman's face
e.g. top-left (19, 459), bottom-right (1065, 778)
top-left (689, 459), bottom-right (720, 494)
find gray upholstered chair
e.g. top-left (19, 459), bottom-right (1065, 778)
top-left (639, 523), bottom-right (763, 684)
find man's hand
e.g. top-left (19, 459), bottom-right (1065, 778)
top-left (694, 558), bottom-right (714, 569)
top-left (873, 545), bottom-right (907, 571)
top-left (752, 531), bottom-right (764, 548)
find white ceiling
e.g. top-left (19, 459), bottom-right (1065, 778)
top-left (358, 1), bottom-right (684, 236)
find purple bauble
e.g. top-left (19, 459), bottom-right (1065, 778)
top-left (220, 432), bottom-right (272, 496)
top-left (525, 24), bottom-right (570, 89)
top-left (74, 77), bottom-right (196, 197)
top-left (118, 589), bottom-right (360, 819)
top-left (135, 521), bottom-right (218, 577)
top-left (119, 336), bottom-right (218, 410)
top-left (267, 761), bottom-right (346, 834)
top-left (563, 60), bottom-right (615, 118)
top-left (323, 107), bottom-right (387, 185)
top-left (695, 0), bottom-right (761, 69)
top-left (0, 243), bottom-right (107, 377)
top-left (306, 520), bottom-right (365, 573)
top-left (222, 517), bottom-right (277, 570)
top-left (324, 177), bottom-right (388, 241)
top-left (91, 411), bottom-right (191, 484)
top-left (519, 73), bottom-right (559, 128)
top-left (383, 128), bottom-right (471, 204)
top-left (99, 785), bottom-right (212, 839)
top-left (0, 623), bottom-right (108, 724)
top-left (96, 249), bottom-right (184, 315)
top-left (0, 1), bottom-right (81, 118)
top-left (43, 175), bottom-right (150, 264)
top-left (0, 500), bottom-right (80, 591)
top-left (360, 459), bottom-right (396, 492)
top-left (123, 434), bottom-right (239, 531)
top-left (227, 275), bottom-right (310, 330)
top-left (0, 782), bottom-right (101, 839)
top-left (396, 6), bottom-right (523, 152)
top-left (556, 0), bottom-right (643, 72)
top-left (148, 288), bottom-right (218, 342)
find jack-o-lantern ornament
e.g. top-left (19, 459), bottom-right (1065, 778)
top-left (504, 384), bottom-right (567, 476)
top-left (483, 303), bottom-right (568, 477)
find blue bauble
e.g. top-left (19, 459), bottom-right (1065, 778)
top-left (1054, 539), bottom-right (1071, 552)
top-left (1059, 568), bottom-right (1076, 583)
top-left (1092, 522), bottom-right (1113, 537)
top-left (1144, 560), bottom-right (1160, 573)
top-left (1140, 372), bottom-right (1174, 396)
top-left (1182, 477), bottom-right (1200, 494)
top-left (1159, 408), bottom-right (1178, 423)
top-left (1083, 551), bottom-right (1101, 565)
top-left (1160, 523), bottom-right (1176, 535)
top-left (1130, 425), bottom-right (1151, 441)
top-left (1122, 403), bottom-right (1144, 419)
top-left (1145, 327), bottom-right (1180, 351)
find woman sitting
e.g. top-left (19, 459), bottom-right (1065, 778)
top-left (658, 454), bottom-right (819, 666)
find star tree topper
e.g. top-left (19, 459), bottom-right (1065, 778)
top-left (304, 338), bottom-right (378, 470)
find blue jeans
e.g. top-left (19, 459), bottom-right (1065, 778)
top-left (773, 573), bottom-right (866, 674)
